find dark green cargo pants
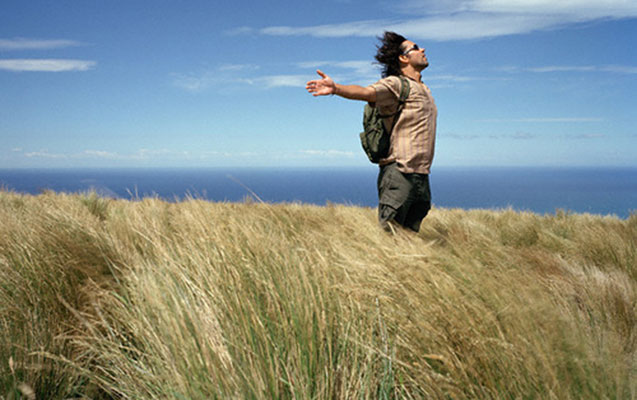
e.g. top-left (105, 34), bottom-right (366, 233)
top-left (377, 162), bottom-right (431, 232)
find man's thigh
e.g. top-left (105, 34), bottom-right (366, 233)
top-left (377, 163), bottom-right (412, 229)
top-left (403, 174), bottom-right (432, 232)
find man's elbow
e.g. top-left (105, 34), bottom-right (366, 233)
top-left (365, 88), bottom-right (377, 103)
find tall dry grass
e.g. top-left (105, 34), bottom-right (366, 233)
top-left (0, 189), bottom-right (634, 399)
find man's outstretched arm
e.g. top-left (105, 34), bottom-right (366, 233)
top-left (306, 70), bottom-right (376, 103)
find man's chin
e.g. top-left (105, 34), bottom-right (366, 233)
top-left (417, 62), bottom-right (429, 71)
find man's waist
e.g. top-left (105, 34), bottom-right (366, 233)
top-left (380, 161), bottom-right (429, 176)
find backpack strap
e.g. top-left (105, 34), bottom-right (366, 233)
top-left (397, 76), bottom-right (410, 104)
top-left (378, 76), bottom-right (410, 118)
top-left (384, 76), bottom-right (410, 134)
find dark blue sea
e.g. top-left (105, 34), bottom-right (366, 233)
top-left (1, 167), bottom-right (635, 219)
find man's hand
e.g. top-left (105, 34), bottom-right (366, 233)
top-left (306, 69), bottom-right (376, 102)
top-left (306, 70), bottom-right (336, 97)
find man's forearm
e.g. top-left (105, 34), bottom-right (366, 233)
top-left (334, 84), bottom-right (376, 103)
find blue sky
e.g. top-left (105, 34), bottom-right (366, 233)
top-left (1, 0), bottom-right (636, 169)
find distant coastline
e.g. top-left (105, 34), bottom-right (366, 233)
top-left (1, 166), bottom-right (636, 218)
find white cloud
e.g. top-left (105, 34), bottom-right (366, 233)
top-left (255, 0), bottom-right (637, 41)
top-left (0, 38), bottom-right (83, 50)
top-left (224, 26), bottom-right (255, 36)
top-left (427, 74), bottom-right (485, 82)
top-left (482, 117), bottom-right (603, 122)
top-left (172, 71), bottom-right (217, 92)
top-left (444, 133), bottom-right (483, 140)
top-left (15, 148), bottom-right (363, 165)
top-left (528, 66), bottom-right (597, 73)
top-left (173, 64), bottom-right (310, 91)
top-left (259, 14), bottom-right (564, 41)
top-left (83, 150), bottom-right (119, 158)
top-left (135, 149), bottom-right (183, 159)
top-left (88, 149), bottom-right (195, 161)
top-left (301, 149), bottom-right (356, 158)
top-left (444, 132), bottom-right (540, 140)
top-left (529, 65), bottom-right (637, 74)
top-left (173, 65), bottom-right (265, 92)
top-left (261, 20), bottom-right (383, 38)
top-left (331, 61), bottom-right (378, 75)
top-left (300, 60), bottom-right (380, 82)
top-left (25, 150), bottom-right (68, 159)
top-left (392, 14), bottom-right (567, 41)
top-left (175, 60), bottom-right (636, 93)
top-left (218, 64), bottom-right (260, 72)
top-left (566, 133), bottom-right (606, 139)
top-left (20, 148), bottom-right (196, 161)
top-left (333, 61), bottom-right (379, 79)
top-left (0, 59), bottom-right (96, 72)
top-left (509, 132), bottom-right (537, 140)
top-left (444, 131), bottom-right (611, 141)
top-left (399, 0), bottom-right (637, 16)
top-left (601, 65), bottom-right (637, 74)
top-left (175, 59), bottom-right (380, 93)
top-left (469, 0), bottom-right (637, 17)
top-left (253, 74), bottom-right (309, 88)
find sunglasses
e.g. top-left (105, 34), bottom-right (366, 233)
top-left (402, 44), bottom-right (422, 55)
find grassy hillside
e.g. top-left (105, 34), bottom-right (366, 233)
top-left (0, 190), bottom-right (635, 399)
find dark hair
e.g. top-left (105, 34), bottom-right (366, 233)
top-left (374, 31), bottom-right (407, 78)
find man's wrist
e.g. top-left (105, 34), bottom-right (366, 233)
top-left (332, 84), bottom-right (339, 96)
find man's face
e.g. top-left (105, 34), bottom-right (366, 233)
top-left (401, 40), bottom-right (429, 70)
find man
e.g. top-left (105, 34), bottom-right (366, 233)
top-left (306, 31), bottom-right (438, 232)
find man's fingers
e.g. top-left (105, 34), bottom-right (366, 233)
top-left (307, 70), bottom-right (332, 96)
top-left (306, 80), bottom-right (319, 90)
top-left (307, 70), bottom-right (329, 88)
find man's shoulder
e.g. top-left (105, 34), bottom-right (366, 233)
top-left (369, 75), bottom-right (405, 98)
top-left (374, 75), bottom-right (401, 87)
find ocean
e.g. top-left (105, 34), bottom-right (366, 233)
top-left (1, 167), bottom-right (635, 219)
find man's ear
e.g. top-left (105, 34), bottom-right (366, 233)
top-left (398, 53), bottom-right (409, 65)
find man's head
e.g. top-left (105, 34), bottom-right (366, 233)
top-left (399, 40), bottom-right (429, 72)
top-left (375, 31), bottom-right (428, 78)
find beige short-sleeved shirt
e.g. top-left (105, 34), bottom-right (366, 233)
top-left (369, 75), bottom-right (437, 174)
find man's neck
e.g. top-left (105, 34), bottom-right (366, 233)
top-left (401, 66), bottom-right (422, 82)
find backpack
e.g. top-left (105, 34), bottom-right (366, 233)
top-left (359, 76), bottom-right (410, 163)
